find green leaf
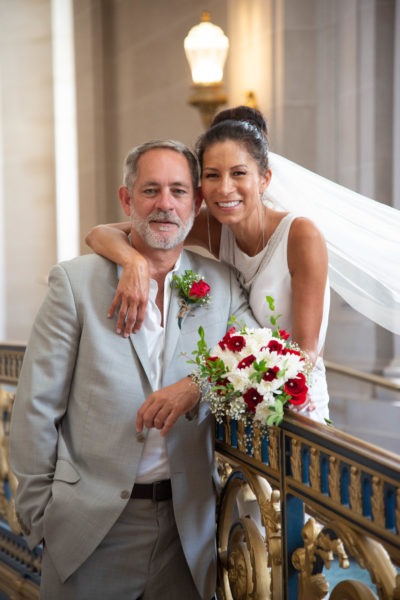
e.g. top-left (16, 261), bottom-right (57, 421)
top-left (266, 295), bottom-right (275, 311)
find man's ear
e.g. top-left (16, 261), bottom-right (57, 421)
top-left (194, 187), bottom-right (203, 217)
top-left (119, 186), bottom-right (131, 217)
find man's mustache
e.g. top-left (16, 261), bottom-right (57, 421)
top-left (147, 211), bottom-right (182, 226)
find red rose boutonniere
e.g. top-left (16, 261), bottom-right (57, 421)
top-left (172, 270), bottom-right (211, 328)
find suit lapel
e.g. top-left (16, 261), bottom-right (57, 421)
top-left (115, 265), bottom-right (153, 386)
top-left (129, 327), bottom-right (153, 387)
top-left (162, 251), bottom-right (193, 376)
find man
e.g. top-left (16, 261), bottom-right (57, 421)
top-left (10, 140), bottom-right (257, 599)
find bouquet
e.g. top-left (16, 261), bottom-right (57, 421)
top-left (188, 297), bottom-right (312, 427)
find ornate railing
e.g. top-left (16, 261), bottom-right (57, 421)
top-left (0, 345), bottom-right (25, 385)
top-left (215, 416), bottom-right (400, 599)
top-left (1, 343), bottom-right (399, 599)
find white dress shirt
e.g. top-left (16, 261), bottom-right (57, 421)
top-left (135, 256), bottom-right (181, 483)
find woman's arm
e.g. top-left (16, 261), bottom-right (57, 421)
top-left (287, 217), bottom-right (328, 367)
top-left (85, 208), bottom-right (222, 335)
top-left (85, 223), bottom-right (150, 335)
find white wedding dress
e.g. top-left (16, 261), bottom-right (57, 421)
top-left (219, 215), bottom-right (330, 424)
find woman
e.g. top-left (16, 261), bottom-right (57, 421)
top-left (86, 107), bottom-right (330, 423)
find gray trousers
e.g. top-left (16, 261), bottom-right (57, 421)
top-left (40, 498), bottom-right (203, 600)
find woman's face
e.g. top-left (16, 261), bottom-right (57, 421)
top-left (200, 140), bottom-right (271, 226)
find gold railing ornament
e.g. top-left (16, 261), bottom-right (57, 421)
top-left (292, 517), bottom-right (400, 600)
top-left (216, 463), bottom-right (282, 600)
top-left (0, 386), bottom-right (20, 534)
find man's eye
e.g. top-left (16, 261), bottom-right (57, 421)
top-left (172, 188), bottom-right (187, 195)
top-left (143, 188), bottom-right (157, 195)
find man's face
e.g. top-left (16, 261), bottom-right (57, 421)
top-left (122, 149), bottom-right (199, 250)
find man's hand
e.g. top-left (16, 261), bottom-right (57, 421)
top-left (136, 377), bottom-right (200, 437)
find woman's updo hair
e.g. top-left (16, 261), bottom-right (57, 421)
top-left (195, 116), bottom-right (269, 175)
top-left (210, 105), bottom-right (268, 138)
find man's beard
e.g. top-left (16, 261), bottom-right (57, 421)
top-left (131, 208), bottom-right (195, 249)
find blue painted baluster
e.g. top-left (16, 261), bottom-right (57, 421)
top-left (320, 453), bottom-right (329, 495)
top-left (301, 445), bottom-right (310, 485)
top-left (362, 473), bottom-right (372, 518)
top-left (261, 431), bottom-right (269, 465)
top-left (340, 464), bottom-right (350, 507)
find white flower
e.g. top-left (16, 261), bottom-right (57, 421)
top-left (254, 398), bottom-right (275, 423)
top-left (227, 397), bottom-right (247, 420)
top-left (228, 371), bottom-right (251, 393)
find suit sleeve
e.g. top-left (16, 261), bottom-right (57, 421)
top-left (10, 263), bottom-right (80, 549)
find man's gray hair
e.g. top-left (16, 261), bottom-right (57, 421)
top-left (122, 139), bottom-right (200, 193)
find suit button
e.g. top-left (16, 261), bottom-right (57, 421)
top-left (120, 490), bottom-right (130, 500)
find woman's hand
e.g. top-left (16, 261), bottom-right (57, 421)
top-left (108, 258), bottom-right (150, 336)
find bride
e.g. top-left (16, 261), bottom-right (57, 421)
top-left (87, 107), bottom-right (330, 422)
top-left (86, 106), bottom-right (400, 424)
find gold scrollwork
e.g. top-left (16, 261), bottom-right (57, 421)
top-left (350, 466), bottom-right (362, 515)
top-left (293, 519), bottom-right (399, 600)
top-left (309, 447), bottom-right (320, 492)
top-left (290, 438), bottom-right (302, 482)
top-left (0, 386), bottom-right (20, 534)
top-left (328, 456), bottom-right (341, 503)
top-left (371, 476), bottom-right (385, 529)
top-left (268, 428), bottom-right (279, 471)
top-left (217, 468), bottom-right (282, 600)
top-left (330, 580), bottom-right (378, 600)
top-left (237, 421), bottom-right (247, 454)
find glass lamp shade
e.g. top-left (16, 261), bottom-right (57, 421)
top-left (184, 12), bottom-right (229, 85)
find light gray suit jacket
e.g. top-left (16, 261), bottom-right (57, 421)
top-left (10, 250), bottom-right (258, 599)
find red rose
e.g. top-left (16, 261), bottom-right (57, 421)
top-left (278, 329), bottom-right (290, 340)
top-left (262, 366), bottom-right (279, 381)
top-left (243, 388), bottom-right (263, 413)
top-left (206, 356), bottom-right (218, 367)
top-left (227, 335), bottom-right (246, 352)
top-left (282, 348), bottom-right (301, 357)
top-left (237, 355), bottom-right (256, 369)
top-left (266, 339), bottom-right (283, 354)
top-left (284, 373), bottom-right (308, 405)
top-left (189, 280), bottom-right (210, 299)
top-left (214, 377), bottom-right (230, 396)
top-left (219, 327), bottom-right (236, 350)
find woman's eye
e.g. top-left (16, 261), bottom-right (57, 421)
top-left (233, 170), bottom-right (247, 176)
top-left (204, 173), bottom-right (218, 179)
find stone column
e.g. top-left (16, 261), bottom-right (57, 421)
top-left (0, 0), bottom-right (57, 342)
top-left (383, 0), bottom-right (400, 383)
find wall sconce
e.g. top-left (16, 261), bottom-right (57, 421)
top-left (184, 12), bottom-right (229, 128)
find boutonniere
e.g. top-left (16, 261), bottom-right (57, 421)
top-left (172, 270), bottom-right (211, 328)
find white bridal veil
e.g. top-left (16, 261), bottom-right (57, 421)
top-left (265, 152), bottom-right (400, 335)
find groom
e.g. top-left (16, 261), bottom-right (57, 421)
top-left (10, 139), bottom-right (257, 599)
